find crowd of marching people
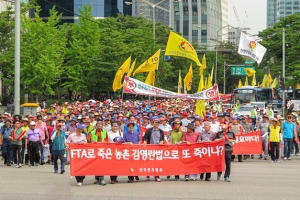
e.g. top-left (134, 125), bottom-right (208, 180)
top-left (0, 99), bottom-right (299, 186)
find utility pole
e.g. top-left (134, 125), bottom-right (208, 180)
top-left (14, 0), bottom-right (20, 114)
top-left (282, 29), bottom-right (285, 117)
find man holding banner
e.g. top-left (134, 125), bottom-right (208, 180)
top-left (143, 118), bottom-right (164, 182)
top-left (123, 122), bottom-right (140, 183)
top-left (216, 124), bottom-right (236, 182)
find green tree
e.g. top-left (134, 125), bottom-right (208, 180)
top-left (258, 12), bottom-right (300, 88)
top-left (63, 5), bottom-right (101, 100)
top-left (20, 7), bottom-right (66, 102)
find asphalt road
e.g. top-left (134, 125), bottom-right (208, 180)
top-left (0, 155), bottom-right (298, 200)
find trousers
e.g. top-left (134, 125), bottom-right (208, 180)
top-left (2, 139), bottom-right (12, 163)
top-left (29, 142), bottom-right (40, 165)
top-left (218, 151), bottom-right (232, 178)
top-left (12, 144), bottom-right (22, 165)
top-left (270, 142), bottom-right (279, 160)
top-left (52, 150), bottom-right (65, 171)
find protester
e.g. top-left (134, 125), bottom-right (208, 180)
top-left (143, 118), bottom-right (164, 182)
top-left (66, 124), bottom-right (88, 186)
top-left (0, 118), bottom-right (13, 166)
top-left (216, 124), bottom-right (236, 182)
top-left (51, 122), bottom-right (67, 174)
top-left (25, 121), bottom-right (44, 166)
top-left (257, 115), bottom-right (270, 160)
top-left (10, 120), bottom-right (24, 167)
top-left (282, 114), bottom-right (297, 160)
top-left (182, 123), bottom-right (199, 181)
top-left (123, 122), bottom-right (140, 183)
top-left (198, 122), bottom-right (216, 181)
top-left (36, 115), bottom-right (48, 165)
top-left (269, 118), bottom-right (281, 162)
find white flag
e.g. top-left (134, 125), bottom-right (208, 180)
top-left (238, 32), bottom-right (267, 64)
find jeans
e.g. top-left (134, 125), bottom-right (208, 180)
top-left (39, 140), bottom-right (45, 162)
top-left (52, 150), bottom-right (65, 171)
top-left (2, 139), bottom-right (12, 163)
top-left (12, 144), bottom-right (22, 165)
top-left (293, 137), bottom-right (299, 154)
top-left (29, 142), bottom-right (40, 165)
top-left (284, 138), bottom-right (293, 158)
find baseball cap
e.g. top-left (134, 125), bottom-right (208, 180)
top-left (30, 121), bottom-right (36, 126)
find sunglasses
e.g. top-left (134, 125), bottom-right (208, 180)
top-left (287, 117), bottom-right (292, 119)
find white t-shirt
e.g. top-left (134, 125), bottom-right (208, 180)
top-left (159, 124), bottom-right (172, 132)
top-left (210, 122), bottom-right (221, 133)
top-left (108, 131), bottom-right (122, 142)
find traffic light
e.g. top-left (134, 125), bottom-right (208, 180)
top-left (279, 78), bottom-right (285, 89)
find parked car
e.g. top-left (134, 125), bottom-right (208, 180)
top-left (237, 105), bottom-right (253, 117)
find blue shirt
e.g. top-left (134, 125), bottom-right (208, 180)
top-left (282, 121), bottom-right (295, 139)
top-left (0, 126), bottom-right (12, 139)
top-left (123, 131), bottom-right (140, 144)
top-left (123, 123), bottom-right (140, 135)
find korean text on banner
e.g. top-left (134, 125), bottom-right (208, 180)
top-left (69, 141), bottom-right (225, 176)
top-left (232, 131), bottom-right (262, 155)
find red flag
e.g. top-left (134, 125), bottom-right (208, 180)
top-left (17, 131), bottom-right (27, 140)
top-left (11, 130), bottom-right (16, 140)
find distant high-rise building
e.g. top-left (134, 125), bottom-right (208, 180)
top-left (267, 0), bottom-right (300, 28)
top-left (227, 27), bottom-right (241, 46)
top-left (32, 0), bottom-right (131, 23)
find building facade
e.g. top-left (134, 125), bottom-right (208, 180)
top-left (33, 0), bottom-right (132, 23)
top-left (267, 0), bottom-right (300, 28)
top-left (33, 0), bottom-right (225, 49)
top-left (227, 27), bottom-right (241, 46)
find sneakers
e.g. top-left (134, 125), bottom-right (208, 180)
top-left (283, 157), bottom-right (287, 160)
top-left (14, 164), bottom-right (18, 168)
top-left (54, 170), bottom-right (58, 173)
top-left (251, 155), bottom-right (254, 159)
top-left (287, 157), bottom-right (292, 160)
top-left (296, 153), bottom-right (299, 156)
top-left (99, 179), bottom-right (106, 186)
top-left (46, 160), bottom-right (51, 164)
top-left (155, 178), bottom-right (161, 182)
top-left (135, 176), bottom-right (139, 181)
top-left (258, 155), bottom-right (263, 159)
top-left (127, 179), bottom-right (134, 183)
top-left (18, 163), bottom-right (22, 168)
top-left (146, 176), bottom-right (150, 181)
top-left (175, 177), bottom-right (180, 181)
top-left (167, 176), bottom-right (170, 179)
top-left (270, 160), bottom-right (274, 163)
top-left (264, 157), bottom-right (269, 160)
top-left (205, 178), bottom-right (211, 182)
top-left (110, 181), bottom-right (115, 184)
top-left (185, 177), bottom-right (189, 181)
top-left (275, 159), bottom-right (280, 162)
top-left (40, 161), bottom-right (45, 165)
top-left (60, 169), bottom-right (65, 174)
top-left (77, 182), bottom-right (82, 186)
top-left (224, 177), bottom-right (231, 182)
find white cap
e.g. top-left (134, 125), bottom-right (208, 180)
top-left (30, 121), bottom-right (36, 126)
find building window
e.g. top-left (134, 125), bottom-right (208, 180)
top-left (183, 6), bottom-right (188, 15)
top-left (193, 5), bottom-right (197, 15)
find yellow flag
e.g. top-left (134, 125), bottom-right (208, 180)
top-left (133, 49), bottom-right (160, 75)
top-left (145, 70), bottom-right (155, 86)
top-left (127, 58), bottom-right (136, 77)
top-left (178, 70), bottom-right (182, 93)
top-left (244, 68), bottom-right (256, 77)
top-left (112, 56), bottom-right (131, 92)
top-left (195, 74), bottom-right (205, 117)
top-left (210, 64), bottom-right (214, 81)
top-left (238, 79), bottom-right (243, 88)
top-left (267, 73), bottom-right (273, 87)
top-left (251, 73), bottom-right (256, 86)
top-left (270, 77), bottom-right (278, 88)
top-left (206, 74), bottom-right (212, 89)
top-left (184, 64), bottom-right (193, 91)
top-left (245, 76), bottom-right (249, 86)
top-left (165, 31), bottom-right (201, 66)
top-left (261, 74), bottom-right (267, 88)
top-left (199, 54), bottom-right (206, 76)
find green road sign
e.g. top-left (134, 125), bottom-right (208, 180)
top-left (231, 66), bottom-right (255, 76)
top-left (244, 60), bottom-right (255, 65)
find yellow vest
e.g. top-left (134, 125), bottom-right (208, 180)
top-left (269, 125), bottom-right (280, 142)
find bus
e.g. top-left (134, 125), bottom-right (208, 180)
top-left (276, 88), bottom-right (300, 100)
top-left (233, 86), bottom-right (273, 104)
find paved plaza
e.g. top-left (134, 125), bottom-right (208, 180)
top-left (0, 155), bottom-right (299, 200)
